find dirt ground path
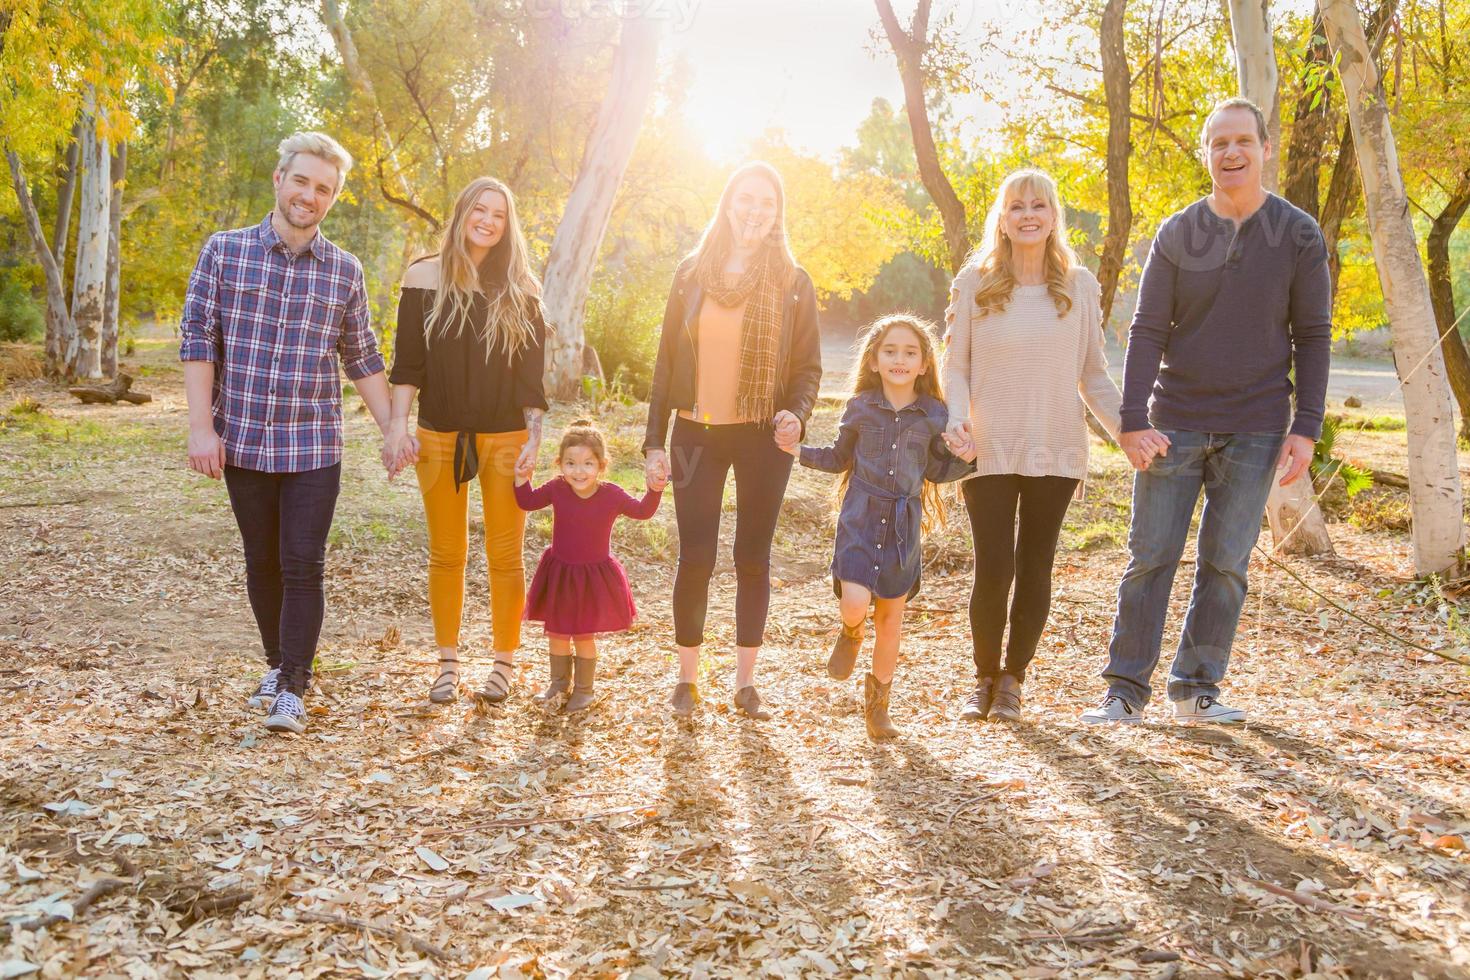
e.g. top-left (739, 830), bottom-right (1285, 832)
top-left (2, 345), bottom-right (1468, 978)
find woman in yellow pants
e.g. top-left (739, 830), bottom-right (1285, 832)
top-left (385, 176), bottom-right (548, 703)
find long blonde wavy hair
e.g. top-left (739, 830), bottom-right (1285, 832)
top-left (686, 161), bottom-right (798, 287)
top-left (418, 176), bottom-right (541, 359)
top-left (966, 169), bottom-right (1076, 318)
top-left (841, 315), bottom-right (951, 532)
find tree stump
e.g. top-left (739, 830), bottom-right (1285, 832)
top-left (69, 372), bottom-right (151, 405)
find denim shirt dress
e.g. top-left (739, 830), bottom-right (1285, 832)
top-left (800, 391), bottom-right (973, 600)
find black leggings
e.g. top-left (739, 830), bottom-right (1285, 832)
top-left (962, 474), bottom-right (1078, 680)
top-left (670, 417), bottom-right (794, 648)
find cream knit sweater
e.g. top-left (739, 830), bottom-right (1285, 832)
top-left (942, 265), bottom-right (1123, 481)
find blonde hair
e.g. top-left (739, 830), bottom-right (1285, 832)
top-left (275, 132), bottom-right (353, 193)
top-left (416, 176), bottom-right (542, 360)
top-left (686, 161), bottom-right (798, 287)
top-left (965, 169), bottom-right (1076, 318)
top-left (843, 315), bottom-right (950, 531)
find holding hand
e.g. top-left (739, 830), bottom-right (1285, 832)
top-left (645, 448), bottom-right (670, 492)
top-left (772, 410), bottom-right (801, 449)
top-left (1119, 429), bottom-right (1171, 471)
top-left (382, 425), bottom-right (419, 481)
top-left (514, 438), bottom-right (539, 484)
top-left (943, 418), bottom-right (976, 463)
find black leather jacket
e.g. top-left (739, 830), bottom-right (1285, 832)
top-left (643, 258), bottom-right (823, 451)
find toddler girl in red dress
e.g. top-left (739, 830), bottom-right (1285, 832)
top-left (514, 419), bottom-right (664, 712)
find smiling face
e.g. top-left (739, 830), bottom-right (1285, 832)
top-left (1002, 185), bottom-right (1056, 249)
top-left (869, 323), bottom-right (928, 391)
top-left (462, 188), bottom-right (508, 253)
top-left (1204, 106), bottom-right (1271, 192)
top-left (272, 153), bottom-right (342, 233)
top-left (724, 173), bottom-right (779, 251)
top-left (558, 445), bottom-right (604, 494)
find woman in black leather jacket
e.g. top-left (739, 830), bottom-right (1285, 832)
top-left (642, 161), bottom-right (822, 720)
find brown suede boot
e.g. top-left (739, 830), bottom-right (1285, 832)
top-left (864, 673), bottom-right (900, 740)
top-left (828, 620), bottom-right (864, 680)
top-left (563, 657), bottom-right (597, 714)
top-left (538, 655), bottom-right (572, 707)
top-left (989, 674), bottom-right (1023, 722)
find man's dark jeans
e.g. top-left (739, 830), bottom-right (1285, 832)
top-left (223, 463), bottom-right (341, 696)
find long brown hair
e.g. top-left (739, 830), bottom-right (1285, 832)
top-left (416, 176), bottom-right (541, 359)
top-left (685, 162), bottom-right (798, 286)
top-left (842, 315), bottom-right (950, 531)
top-left (965, 169), bottom-right (1077, 318)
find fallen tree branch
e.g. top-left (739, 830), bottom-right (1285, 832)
top-left (0, 876), bottom-right (130, 939)
top-left (68, 372), bottom-right (150, 405)
top-left (298, 910), bottom-right (457, 961)
top-left (1238, 877), bottom-right (1369, 920)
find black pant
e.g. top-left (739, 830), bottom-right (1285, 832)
top-left (962, 474), bottom-right (1078, 680)
top-left (223, 463), bottom-right (341, 695)
top-left (669, 417), bottom-right (794, 648)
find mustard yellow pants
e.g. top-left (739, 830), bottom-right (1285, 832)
top-left (415, 426), bottom-right (527, 653)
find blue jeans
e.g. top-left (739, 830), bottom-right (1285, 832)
top-left (1103, 430), bottom-right (1283, 707)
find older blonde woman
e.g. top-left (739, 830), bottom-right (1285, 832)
top-left (942, 169), bottom-right (1123, 723)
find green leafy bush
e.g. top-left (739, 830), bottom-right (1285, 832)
top-left (0, 270), bottom-right (44, 343)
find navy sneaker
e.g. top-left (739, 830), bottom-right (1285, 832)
top-left (247, 668), bottom-right (281, 711)
top-left (264, 691), bottom-right (307, 734)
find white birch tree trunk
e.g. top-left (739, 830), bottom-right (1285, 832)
top-left (541, 14), bottom-right (660, 401)
top-left (1319, 0), bottom-right (1466, 575)
top-left (1229, 0), bottom-right (1335, 556)
top-left (103, 140), bottom-right (125, 378)
top-left (5, 148), bottom-right (75, 378)
top-left (1227, 0), bottom-right (1282, 191)
top-left (70, 91), bottom-right (111, 381)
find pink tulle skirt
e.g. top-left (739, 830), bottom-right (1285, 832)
top-left (523, 551), bottom-right (637, 635)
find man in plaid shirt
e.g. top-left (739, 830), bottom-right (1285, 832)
top-left (180, 132), bottom-right (396, 736)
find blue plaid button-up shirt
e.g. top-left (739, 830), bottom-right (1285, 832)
top-left (179, 214), bottom-right (386, 473)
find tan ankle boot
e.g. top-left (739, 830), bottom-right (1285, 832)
top-left (563, 657), bottom-right (596, 714)
top-left (864, 673), bottom-right (900, 740)
top-left (538, 655), bottom-right (572, 707)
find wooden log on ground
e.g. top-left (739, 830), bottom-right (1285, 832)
top-left (69, 372), bottom-right (151, 405)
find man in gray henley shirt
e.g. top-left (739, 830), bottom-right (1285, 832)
top-left (1083, 97), bottom-right (1332, 726)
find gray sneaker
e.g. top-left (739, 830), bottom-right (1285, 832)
top-left (264, 691), bottom-right (307, 734)
top-left (248, 668), bottom-right (280, 712)
top-left (1173, 695), bottom-right (1245, 724)
top-left (1080, 695), bottom-right (1142, 725)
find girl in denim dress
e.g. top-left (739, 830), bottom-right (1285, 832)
top-left (776, 315), bottom-right (972, 739)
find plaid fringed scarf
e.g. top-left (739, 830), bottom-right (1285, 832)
top-left (699, 246), bottom-right (782, 423)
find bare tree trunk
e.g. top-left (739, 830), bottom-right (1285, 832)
top-left (103, 141), bottom-right (126, 378)
top-left (1426, 168), bottom-right (1470, 442)
top-left (6, 148), bottom-right (75, 378)
top-left (541, 15), bottom-right (660, 400)
top-left (319, 0), bottom-right (438, 230)
top-left (1316, 0), bottom-right (1397, 299)
top-left (1282, 14), bottom-right (1333, 219)
top-left (1230, 0), bottom-right (1334, 555)
top-left (52, 121), bottom-right (81, 271)
top-left (1227, 0), bottom-right (1282, 192)
top-left (70, 92), bottom-right (110, 380)
top-left (1098, 0), bottom-right (1132, 328)
top-left (1320, 0), bottom-right (1465, 575)
top-left (875, 0), bottom-right (970, 273)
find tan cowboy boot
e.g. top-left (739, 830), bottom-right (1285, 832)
top-left (864, 673), bottom-right (900, 740)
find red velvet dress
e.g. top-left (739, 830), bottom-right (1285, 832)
top-left (514, 478), bottom-right (662, 636)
